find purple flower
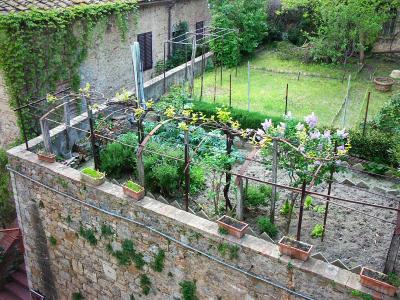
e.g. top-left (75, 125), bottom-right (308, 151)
top-left (337, 145), bottom-right (345, 152)
top-left (277, 123), bottom-right (286, 136)
top-left (323, 130), bottom-right (331, 139)
top-left (309, 129), bottom-right (321, 140)
top-left (295, 122), bottom-right (304, 131)
top-left (256, 129), bottom-right (265, 136)
top-left (305, 112), bottom-right (318, 128)
top-left (261, 119), bottom-right (272, 131)
top-left (336, 129), bottom-right (348, 139)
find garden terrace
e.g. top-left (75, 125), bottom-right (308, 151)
top-left (7, 84), bottom-right (400, 299)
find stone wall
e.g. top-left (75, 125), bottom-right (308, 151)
top-left (0, 72), bottom-right (19, 149)
top-left (7, 135), bottom-right (392, 299)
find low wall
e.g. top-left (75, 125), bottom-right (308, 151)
top-left (7, 132), bottom-right (392, 299)
top-left (144, 52), bottom-right (213, 100)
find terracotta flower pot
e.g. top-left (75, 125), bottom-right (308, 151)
top-left (217, 215), bottom-right (249, 239)
top-left (37, 152), bottom-right (56, 163)
top-left (278, 236), bottom-right (313, 261)
top-left (360, 267), bottom-right (397, 297)
top-left (123, 185), bottom-right (145, 201)
top-left (374, 77), bottom-right (395, 92)
top-left (80, 171), bottom-right (105, 186)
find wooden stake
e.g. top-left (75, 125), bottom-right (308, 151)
top-left (229, 74), bottom-right (232, 108)
top-left (236, 176), bottom-right (244, 220)
top-left (362, 92), bottom-right (371, 137)
top-left (285, 84), bottom-right (289, 115)
top-left (270, 140), bottom-right (278, 223)
top-left (296, 180), bottom-right (307, 241)
top-left (321, 167), bottom-right (334, 242)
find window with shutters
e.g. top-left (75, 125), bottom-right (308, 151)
top-left (138, 32), bottom-right (153, 71)
top-left (196, 21), bottom-right (205, 42)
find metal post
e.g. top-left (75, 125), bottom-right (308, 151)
top-left (86, 97), bottom-right (100, 170)
top-left (270, 140), bottom-right (278, 223)
top-left (285, 83), bottom-right (288, 115)
top-left (296, 180), bottom-right (307, 241)
top-left (163, 42), bottom-right (167, 94)
top-left (229, 74), bottom-right (232, 108)
top-left (247, 61), bottom-right (250, 112)
top-left (184, 130), bottom-right (190, 212)
top-left (362, 92), bottom-right (371, 137)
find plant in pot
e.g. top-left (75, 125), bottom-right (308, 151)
top-left (217, 215), bottom-right (249, 239)
top-left (37, 150), bottom-right (56, 163)
top-left (123, 180), bottom-right (145, 201)
top-left (374, 77), bottom-right (395, 92)
top-left (80, 167), bottom-right (105, 186)
top-left (360, 267), bottom-right (398, 297)
top-left (278, 236), bottom-right (313, 261)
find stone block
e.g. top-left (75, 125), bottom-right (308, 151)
top-left (259, 232), bottom-right (274, 243)
top-left (311, 252), bottom-right (328, 262)
top-left (341, 179), bottom-right (355, 186)
top-left (102, 261), bottom-right (117, 281)
top-left (356, 181), bottom-right (369, 189)
top-left (352, 163), bottom-right (364, 171)
top-left (330, 259), bottom-right (349, 270)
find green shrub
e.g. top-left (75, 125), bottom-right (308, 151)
top-left (100, 133), bottom-right (138, 178)
top-left (0, 148), bottom-right (13, 227)
top-left (245, 185), bottom-right (272, 207)
top-left (388, 272), bottom-right (400, 287)
top-left (304, 196), bottom-right (313, 210)
top-left (257, 216), bottom-right (278, 238)
top-left (280, 200), bottom-right (292, 216)
top-left (151, 249), bottom-right (165, 272)
top-left (140, 274), bottom-right (151, 296)
top-left (363, 162), bottom-right (389, 175)
top-left (311, 224), bottom-right (324, 238)
top-left (179, 280), bottom-right (198, 300)
top-left (79, 226), bottom-right (97, 246)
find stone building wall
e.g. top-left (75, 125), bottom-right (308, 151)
top-left (7, 132), bottom-right (392, 299)
top-left (0, 72), bottom-right (18, 149)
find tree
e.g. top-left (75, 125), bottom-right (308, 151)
top-left (282, 0), bottom-right (398, 64)
top-left (209, 0), bottom-right (268, 66)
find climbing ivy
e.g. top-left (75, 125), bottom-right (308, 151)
top-left (0, 1), bottom-right (139, 137)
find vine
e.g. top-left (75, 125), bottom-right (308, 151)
top-left (0, 1), bottom-right (139, 137)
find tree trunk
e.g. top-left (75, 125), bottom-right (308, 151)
top-left (359, 32), bottom-right (366, 65)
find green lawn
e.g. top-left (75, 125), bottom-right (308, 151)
top-left (194, 49), bottom-right (399, 128)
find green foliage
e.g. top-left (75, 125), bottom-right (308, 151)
top-left (79, 226), bottom-right (97, 246)
top-left (373, 94), bottom-right (400, 135)
top-left (81, 167), bottom-right (104, 179)
top-left (49, 235), bottom-right (57, 246)
top-left (0, 148), bottom-right (13, 227)
top-left (72, 292), bottom-right (84, 300)
top-left (0, 2), bottom-right (139, 137)
top-left (311, 224), bottom-right (324, 238)
top-left (313, 205), bottom-right (325, 214)
top-left (280, 200), bottom-right (292, 216)
top-left (140, 274), bottom-right (151, 296)
top-left (228, 244), bottom-right (240, 260)
top-left (151, 249), bottom-right (165, 272)
top-left (363, 162), bottom-right (389, 175)
top-left (388, 272), bottom-right (400, 287)
top-left (275, 41), bottom-right (312, 62)
top-left (100, 132), bottom-right (138, 178)
top-left (218, 227), bottom-right (229, 235)
top-left (245, 185), bottom-right (272, 207)
top-left (125, 180), bottom-right (143, 192)
top-left (349, 129), bottom-right (398, 167)
top-left (351, 290), bottom-right (373, 300)
top-left (209, 0), bottom-right (268, 66)
top-left (304, 196), bottom-right (313, 210)
top-left (179, 280), bottom-right (198, 300)
top-left (100, 224), bottom-right (114, 238)
top-left (111, 239), bottom-right (145, 269)
top-left (257, 216), bottom-right (278, 238)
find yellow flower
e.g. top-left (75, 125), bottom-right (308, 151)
top-left (46, 94), bottom-right (57, 104)
top-left (146, 99), bottom-right (154, 108)
top-left (165, 107), bottom-right (175, 118)
top-left (231, 120), bottom-right (240, 130)
top-left (178, 122), bottom-right (189, 131)
top-left (134, 108), bottom-right (145, 118)
top-left (182, 109), bottom-right (192, 117)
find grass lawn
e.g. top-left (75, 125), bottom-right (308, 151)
top-left (194, 48), bottom-right (399, 128)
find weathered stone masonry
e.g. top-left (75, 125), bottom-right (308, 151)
top-left (7, 132), bottom-right (393, 299)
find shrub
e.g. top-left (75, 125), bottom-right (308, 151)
top-left (100, 133), bottom-right (138, 178)
top-left (257, 216), bottom-right (278, 238)
top-left (140, 274), bottom-right (151, 296)
top-left (373, 94), bottom-right (400, 135)
top-left (245, 185), bottom-right (272, 207)
top-left (151, 249), bottom-right (165, 272)
top-left (0, 148), bottom-right (13, 227)
top-left (311, 224), bottom-right (324, 238)
top-left (179, 280), bottom-right (198, 300)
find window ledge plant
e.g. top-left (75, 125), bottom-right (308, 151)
top-left (37, 150), bottom-right (56, 163)
top-left (123, 180), bottom-right (145, 201)
top-left (80, 167), bottom-right (105, 186)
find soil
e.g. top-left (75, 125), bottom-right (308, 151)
top-left (280, 237), bottom-right (311, 252)
top-left (219, 215), bottom-right (246, 230)
top-left (363, 268), bottom-right (390, 284)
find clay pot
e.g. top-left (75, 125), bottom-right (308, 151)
top-left (360, 267), bottom-right (397, 297)
top-left (123, 185), bottom-right (145, 201)
top-left (278, 236), bottom-right (313, 261)
top-left (374, 77), bottom-right (395, 92)
top-left (80, 171), bottom-right (105, 186)
top-left (217, 215), bottom-right (249, 239)
top-left (37, 152), bottom-right (56, 163)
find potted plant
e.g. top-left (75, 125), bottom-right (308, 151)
top-left (37, 150), bottom-right (56, 163)
top-left (123, 180), bottom-right (145, 201)
top-left (80, 167), bottom-right (105, 186)
top-left (278, 236), bottom-right (313, 261)
top-left (360, 267), bottom-right (397, 297)
top-left (374, 77), bottom-right (395, 92)
top-left (217, 215), bottom-right (249, 239)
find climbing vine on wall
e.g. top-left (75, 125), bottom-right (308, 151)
top-left (0, 1), bottom-right (139, 137)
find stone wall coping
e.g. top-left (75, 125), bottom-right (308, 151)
top-left (7, 143), bottom-right (393, 299)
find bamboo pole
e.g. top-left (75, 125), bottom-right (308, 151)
top-left (296, 180), bottom-right (307, 241)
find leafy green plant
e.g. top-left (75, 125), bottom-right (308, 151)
top-left (229, 244), bottom-right (240, 260)
top-left (362, 162), bottom-right (389, 175)
top-left (351, 290), bottom-right (373, 300)
top-left (280, 200), bottom-right (292, 216)
top-left (151, 249), bottom-right (165, 272)
top-left (125, 180), bottom-right (143, 192)
top-left (110, 239), bottom-right (145, 269)
top-left (311, 224), bottom-right (324, 238)
top-left (79, 226), bottom-right (97, 246)
top-left (49, 236), bottom-right (57, 246)
top-left (218, 227), bottom-right (229, 235)
top-left (101, 224), bottom-right (114, 238)
top-left (0, 148), bottom-right (13, 228)
top-left (304, 196), bottom-right (313, 210)
top-left (140, 274), bottom-right (151, 296)
top-left (257, 216), bottom-right (278, 238)
top-left (217, 243), bottom-right (229, 256)
top-left (388, 272), bottom-right (400, 287)
top-left (313, 205), bottom-right (326, 214)
top-left (81, 168), bottom-right (104, 179)
top-left (245, 185), bottom-right (272, 207)
top-left (179, 280), bottom-right (198, 300)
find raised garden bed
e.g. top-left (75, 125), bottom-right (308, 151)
top-left (37, 151), bottom-right (56, 163)
top-left (123, 180), bottom-right (145, 201)
top-left (217, 215), bottom-right (249, 239)
top-left (80, 167), bottom-right (105, 186)
top-left (374, 77), bottom-right (395, 92)
top-left (360, 267), bottom-right (397, 297)
top-left (278, 236), bottom-right (313, 261)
